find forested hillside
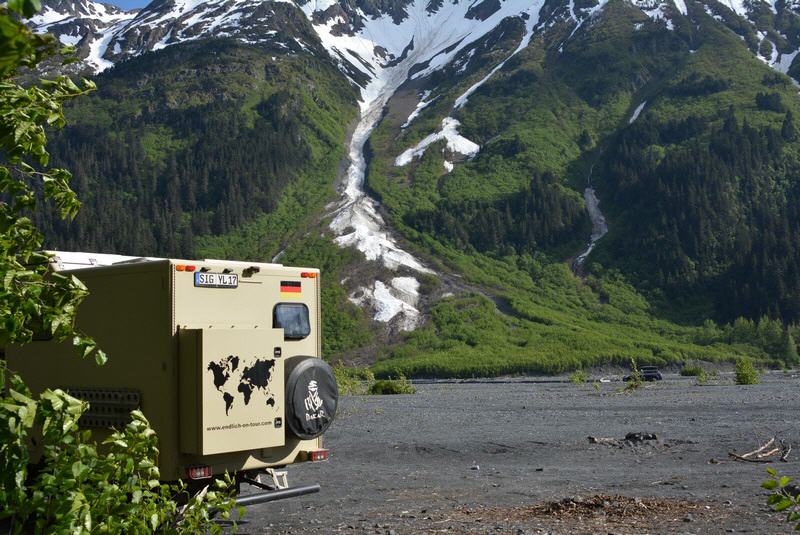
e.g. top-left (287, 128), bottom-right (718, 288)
top-left (361, 0), bottom-right (800, 374)
top-left (37, 38), bottom-right (358, 258)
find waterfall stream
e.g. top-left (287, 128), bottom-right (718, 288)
top-left (572, 165), bottom-right (609, 271)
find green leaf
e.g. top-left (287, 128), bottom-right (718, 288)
top-left (7, 0), bottom-right (25, 15)
top-left (71, 461), bottom-right (85, 478)
top-left (767, 467), bottom-right (778, 476)
top-left (768, 494), bottom-right (784, 505)
top-left (22, 0), bottom-right (42, 17)
top-left (775, 498), bottom-right (794, 512)
top-left (762, 480), bottom-right (779, 490)
top-left (150, 513), bottom-right (159, 530)
top-left (780, 476), bottom-right (791, 488)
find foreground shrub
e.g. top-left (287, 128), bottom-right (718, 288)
top-left (0, 379), bottom-right (240, 532)
top-left (762, 468), bottom-right (800, 530)
top-left (333, 364), bottom-right (375, 395)
top-left (0, 5), bottom-right (238, 531)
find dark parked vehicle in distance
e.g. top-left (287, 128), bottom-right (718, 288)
top-left (624, 366), bottom-right (663, 382)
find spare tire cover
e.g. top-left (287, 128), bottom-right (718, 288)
top-left (286, 358), bottom-right (338, 439)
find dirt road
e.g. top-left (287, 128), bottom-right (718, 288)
top-left (242, 373), bottom-right (800, 534)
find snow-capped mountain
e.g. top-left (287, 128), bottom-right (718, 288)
top-left (28, 0), bottom-right (138, 72)
top-left (29, 0), bottom-right (800, 83)
top-left (28, 0), bottom-right (328, 73)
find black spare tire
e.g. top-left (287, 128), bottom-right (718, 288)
top-left (285, 357), bottom-right (338, 439)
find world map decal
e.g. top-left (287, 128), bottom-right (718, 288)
top-left (207, 355), bottom-right (276, 415)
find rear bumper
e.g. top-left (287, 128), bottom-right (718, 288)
top-left (234, 484), bottom-right (320, 507)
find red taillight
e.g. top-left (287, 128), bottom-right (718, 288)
top-left (185, 265), bottom-right (196, 272)
top-left (301, 272), bottom-right (318, 278)
top-left (187, 466), bottom-right (212, 480)
top-left (175, 265), bottom-right (197, 272)
top-left (310, 449), bottom-right (329, 462)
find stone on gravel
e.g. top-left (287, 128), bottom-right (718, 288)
top-left (625, 432), bottom-right (659, 443)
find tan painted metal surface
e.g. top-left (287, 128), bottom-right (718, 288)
top-left (7, 257), bottom-right (324, 481)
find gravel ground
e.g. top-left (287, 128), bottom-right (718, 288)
top-left (237, 373), bottom-right (800, 534)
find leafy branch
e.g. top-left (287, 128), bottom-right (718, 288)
top-left (762, 468), bottom-right (800, 530)
top-left (0, 3), bottom-right (240, 532)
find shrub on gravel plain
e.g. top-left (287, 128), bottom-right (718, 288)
top-left (735, 357), bottom-right (760, 385)
top-left (368, 376), bottom-right (416, 395)
top-left (680, 365), bottom-right (705, 377)
top-left (623, 359), bottom-right (643, 392)
top-left (570, 369), bottom-right (588, 384)
top-left (681, 364), bottom-right (709, 385)
top-left (333, 364), bottom-right (376, 395)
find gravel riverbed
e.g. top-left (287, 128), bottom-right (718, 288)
top-left (239, 373), bottom-right (799, 534)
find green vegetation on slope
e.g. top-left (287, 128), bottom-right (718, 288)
top-left (366, 0), bottom-right (800, 376)
top-left (39, 39), bottom-right (357, 259)
top-left (373, 259), bottom-right (795, 378)
top-left (595, 21), bottom-right (800, 324)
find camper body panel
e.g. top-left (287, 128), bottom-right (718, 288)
top-left (7, 258), bottom-right (324, 481)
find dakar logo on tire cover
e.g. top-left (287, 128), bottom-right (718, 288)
top-left (304, 380), bottom-right (325, 421)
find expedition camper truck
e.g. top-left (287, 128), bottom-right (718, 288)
top-left (7, 252), bottom-right (339, 506)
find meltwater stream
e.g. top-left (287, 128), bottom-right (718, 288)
top-left (329, 90), bottom-right (432, 274)
top-left (573, 165), bottom-right (608, 271)
top-left (327, 20), bottom-right (473, 329)
top-left (321, 0), bottom-right (546, 328)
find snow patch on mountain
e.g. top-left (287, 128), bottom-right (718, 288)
top-left (29, 7), bottom-right (72, 26)
top-left (454, 6), bottom-right (540, 109)
top-left (59, 33), bottom-right (83, 45)
top-left (673, 0), bottom-right (688, 15)
top-left (31, 0), bottom-right (133, 27)
top-left (402, 90), bottom-right (436, 128)
top-left (303, 0), bottom-right (548, 93)
top-left (395, 118), bottom-right (480, 165)
top-left (773, 50), bottom-right (800, 74)
top-left (349, 280), bottom-right (421, 330)
top-left (717, 0), bottom-right (749, 16)
top-left (86, 27), bottom-right (119, 72)
top-left (391, 277), bottom-right (420, 306)
top-left (628, 101), bottom-right (646, 124)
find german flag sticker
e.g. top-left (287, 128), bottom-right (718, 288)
top-left (280, 281), bottom-right (301, 296)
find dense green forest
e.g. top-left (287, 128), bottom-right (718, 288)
top-left (599, 107), bottom-right (800, 324)
top-left (404, 171), bottom-right (589, 257)
top-left (37, 39), bottom-right (358, 258)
